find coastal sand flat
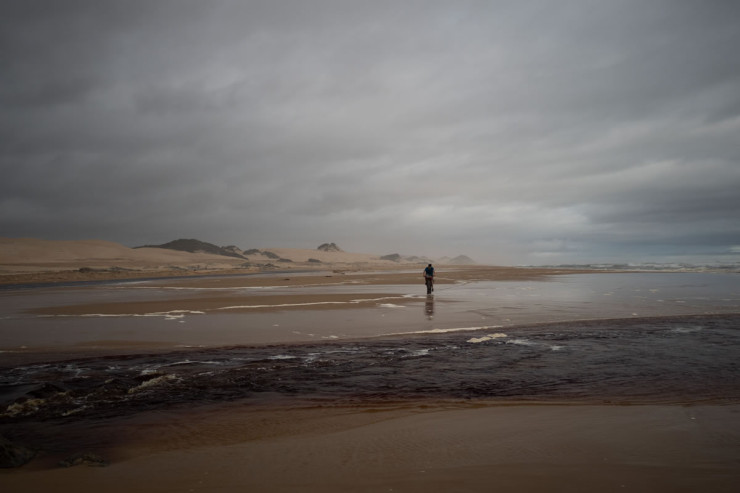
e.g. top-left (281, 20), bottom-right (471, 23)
top-left (1, 264), bottom-right (612, 365)
top-left (24, 267), bottom-right (591, 317)
top-left (29, 293), bottom-right (412, 316)
top-left (3, 402), bottom-right (738, 492)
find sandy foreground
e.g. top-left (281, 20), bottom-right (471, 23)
top-left (3, 400), bottom-right (739, 493)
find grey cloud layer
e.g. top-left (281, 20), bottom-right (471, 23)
top-left (2, 0), bottom-right (739, 263)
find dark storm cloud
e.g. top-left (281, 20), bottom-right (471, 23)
top-left (1, 0), bottom-right (739, 263)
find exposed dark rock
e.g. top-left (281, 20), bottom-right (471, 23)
top-left (0, 435), bottom-right (35, 468)
top-left (221, 245), bottom-right (245, 256)
top-left (317, 243), bottom-right (343, 252)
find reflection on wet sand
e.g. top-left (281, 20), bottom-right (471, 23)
top-left (1, 271), bottom-right (739, 358)
top-left (425, 294), bottom-right (434, 319)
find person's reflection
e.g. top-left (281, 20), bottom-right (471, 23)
top-left (425, 294), bottom-right (435, 319)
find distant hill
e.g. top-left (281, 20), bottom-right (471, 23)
top-left (380, 253), bottom-right (402, 262)
top-left (317, 242), bottom-right (343, 252)
top-left (136, 239), bottom-right (246, 259)
top-left (380, 253), bottom-right (434, 263)
top-left (446, 255), bottom-right (476, 265)
top-left (133, 238), bottom-right (475, 265)
top-left (405, 255), bottom-right (434, 264)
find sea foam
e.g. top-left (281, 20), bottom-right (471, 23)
top-left (467, 333), bottom-right (508, 343)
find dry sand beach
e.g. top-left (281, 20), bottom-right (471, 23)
top-left (2, 239), bottom-right (740, 492)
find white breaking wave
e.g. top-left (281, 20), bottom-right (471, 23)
top-left (506, 338), bottom-right (536, 346)
top-left (40, 310), bottom-right (206, 319)
top-left (218, 301), bottom-right (348, 309)
top-left (406, 349), bottom-right (431, 357)
top-left (467, 333), bottom-right (508, 344)
top-left (160, 359), bottom-right (224, 367)
top-left (386, 325), bottom-right (504, 337)
top-left (127, 374), bottom-right (178, 394)
top-left (671, 326), bottom-right (703, 333)
top-left (217, 296), bottom-right (407, 310)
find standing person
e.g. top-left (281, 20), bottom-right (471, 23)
top-left (423, 264), bottom-right (435, 294)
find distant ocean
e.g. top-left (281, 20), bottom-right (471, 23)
top-left (531, 262), bottom-right (740, 273)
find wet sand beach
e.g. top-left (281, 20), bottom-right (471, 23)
top-left (2, 266), bottom-right (740, 491)
top-left (4, 400), bottom-right (740, 493)
top-left (0, 266), bottom-right (601, 360)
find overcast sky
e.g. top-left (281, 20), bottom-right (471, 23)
top-left (2, 1), bottom-right (739, 265)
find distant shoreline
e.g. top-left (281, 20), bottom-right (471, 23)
top-left (0, 264), bottom-right (603, 288)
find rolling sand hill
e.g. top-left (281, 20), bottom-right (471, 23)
top-left (0, 238), bottom-right (249, 273)
top-left (0, 238), bottom-right (432, 284)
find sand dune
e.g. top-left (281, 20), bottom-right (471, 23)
top-left (1, 238), bottom-right (137, 263)
top-left (0, 238), bottom-right (422, 284)
top-left (0, 238), bottom-right (249, 273)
